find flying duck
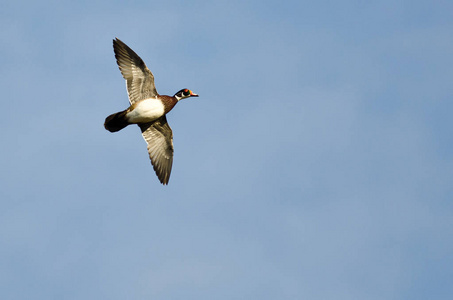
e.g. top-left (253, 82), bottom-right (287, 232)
top-left (104, 38), bottom-right (198, 185)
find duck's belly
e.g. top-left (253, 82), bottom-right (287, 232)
top-left (126, 99), bottom-right (165, 123)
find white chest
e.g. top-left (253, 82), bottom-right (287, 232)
top-left (126, 99), bottom-right (165, 123)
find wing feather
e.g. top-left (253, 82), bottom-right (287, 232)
top-left (113, 38), bottom-right (158, 104)
top-left (139, 116), bottom-right (174, 185)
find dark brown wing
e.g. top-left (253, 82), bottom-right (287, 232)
top-left (113, 38), bottom-right (158, 105)
top-left (139, 116), bottom-right (174, 185)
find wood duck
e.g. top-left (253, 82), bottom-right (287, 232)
top-left (104, 38), bottom-right (198, 185)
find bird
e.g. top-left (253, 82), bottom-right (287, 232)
top-left (104, 38), bottom-right (199, 185)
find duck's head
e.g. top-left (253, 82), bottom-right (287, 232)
top-left (174, 89), bottom-right (199, 101)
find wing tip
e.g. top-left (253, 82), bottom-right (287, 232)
top-left (154, 164), bottom-right (171, 185)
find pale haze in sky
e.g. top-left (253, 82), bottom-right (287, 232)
top-left (1, 1), bottom-right (452, 299)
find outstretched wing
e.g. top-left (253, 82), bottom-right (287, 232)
top-left (139, 116), bottom-right (174, 185)
top-left (113, 38), bottom-right (158, 105)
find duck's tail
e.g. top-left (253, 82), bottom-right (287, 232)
top-left (104, 110), bottom-right (129, 132)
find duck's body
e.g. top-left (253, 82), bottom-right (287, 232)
top-left (105, 95), bottom-right (177, 131)
top-left (127, 97), bottom-right (168, 123)
top-left (104, 38), bottom-right (198, 185)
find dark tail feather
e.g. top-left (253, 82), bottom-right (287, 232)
top-left (104, 110), bottom-right (129, 132)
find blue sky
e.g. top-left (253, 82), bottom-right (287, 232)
top-left (1, 0), bottom-right (453, 299)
